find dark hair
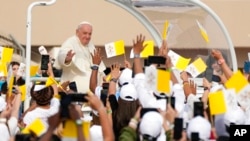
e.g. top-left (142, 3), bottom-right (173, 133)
top-left (114, 98), bottom-right (140, 138)
top-left (10, 61), bottom-right (20, 66)
top-left (30, 85), bottom-right (54, 106)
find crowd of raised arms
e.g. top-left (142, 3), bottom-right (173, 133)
top-left (0, 22), bottom-right (249, 141)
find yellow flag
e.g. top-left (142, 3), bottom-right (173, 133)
top-left (19, 85), bottom-right (26, 101)
top-left (45, 76), bottom-right (58, 87)
top-left (105, 73), bottom-right (111, 82)
top-left (0, 61), bottom-right (7, 76)
top-left (225, 70), bottom-right (249, 93)
top-left (185, 57), bottom-right (207, 78)
top-left (192, 58), bottom-right (207, 73)
top-left (141, 40), bottom-right (154, 58)
top-left (168, 50), bottom-right (191, 71)
top-left (175, 56), bottom-right (191, 71)
top-left (7, 76), bottom-right (14, 98)
top-left (22, 118), bottom-right (46, 137)
top-left (196, 20), bottom-right (209, 43)
top-left (162, 20), bottom-right (169, 39)
top-left (0, 47), bottom-right (14, 63)
top-left (157, 69), bottom-right (170, 93)
top-left (105, 40), bottom-right (125, 58)
top-left (30, 66), bottom-right (39, 77)
top-left (209, 91), bottom-right (227, 115)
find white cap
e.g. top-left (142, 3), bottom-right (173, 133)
top-left (187, 116), bottom-right (211, 140)
top-left (139, 111), bottom-right (163, 138)
top-left (118, 68), bottom-right (133, 85)
top-left (224, 106), bottom-right (246, 126)
top-left (34, 85), bottom-right (46, 91)
top-left (119, 83), bottom-right (138, 101)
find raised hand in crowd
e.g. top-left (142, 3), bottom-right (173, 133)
top-left (108, 63), bottom-right (121, 96)
top-left (211, 49), bottom-right (233, 79)
top-left (91, 47), bottom-right (102, 65)
top-left (124, 60), bottom-right (132, 69)
top-left (57, 80), bottom-right (70, 93)
top-left (133, 34), bottom-right (146, 74)
top-left (86, 92), bottom-right (114, 141)
top-left (161, 103), bottom-right (178, 132)
top-left (180, 71), bottom-right (192, 98)
top-left (110, 63), bottom-right (120, 81)
top-left (158, 39), bottom-right (168, 57)
top-left (133, 34), bottom-right (146, 55)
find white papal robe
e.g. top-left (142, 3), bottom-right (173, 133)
top-left (55, 35), bottom-right (106, 93)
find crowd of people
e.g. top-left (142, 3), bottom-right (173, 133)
top-left (0, 21), bottom-right (249, 141)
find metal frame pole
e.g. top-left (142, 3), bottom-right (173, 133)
top-left (25, 0), bottom-right (57, 110)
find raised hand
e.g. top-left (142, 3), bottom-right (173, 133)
top-left (133, 34), bottom-right (146, 54)
top-left (65, 50), bottom-right (75, 64)
top-left (124, 60), bottom-right (132, 69)
top-left (68, 104), bottom-right (82, 120)
top-left (58, 80), bottom-right (70, 92)
top-left (91, 48), bottom-right (102, 65)
top-left (158, 39), bottom-right (168, 57)
top-left (47, 62), bottom-right (54, 77)
top-left (211, 49), bottom-right (224, 61)
top-left (86, 92), bottom-right (104, 112)
top-left (180, 71), bottom-right (189, 82)
top-left (110, 63), bottom-right (121, 79)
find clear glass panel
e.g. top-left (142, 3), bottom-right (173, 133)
top-left (107, 0), bottom-right (236, 80)
top-left (132, 0), bottom-right (234, 80)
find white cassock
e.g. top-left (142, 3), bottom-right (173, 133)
top-left (55, 35), bottom-right (106, 93)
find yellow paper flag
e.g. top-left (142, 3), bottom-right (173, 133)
top-left (45, 76), bottom-right (58, 87)
top-left (168, 50), bottom-right (191, 71)
top-left (105, 73), bottom-right (111, 82)
top-left (22, 118), bottom-right (46, 137)
top-left (157, 69), bottom-right (170, 93)
top-left (7, 76), bottom-right (14, 98)
top-left (209, 91), bottom-right (227, 115)
top-left (19, 85), bottom-right (26, 101)
top-left (192, 58), bottom-right (207, 73)
top-left (105, 40), bottom-right (125, 58)
top-left (162, 20), bottom-right (169, 39)
top-left (225, 70), bottom-right (249, 93)
top-left (30, 66), bottom-right (39, 77)
top-left (185, 57), bottom-right (207, 78)
top-left (0, 47), bottom-right (14, 63)
top-left (0, 61), bottom-right (7, 77)
top-left (196, 20), bottom-right (209, 43)
top-left (141, 40), bottom-right (154, 58)
top-left (175, 56), bottom-right (191, 71)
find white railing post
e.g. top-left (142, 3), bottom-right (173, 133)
top-left (25, 0), bottom-right (57, 111)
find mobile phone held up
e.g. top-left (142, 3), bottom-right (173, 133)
top-left (40, 55), bottom-right (50, 70)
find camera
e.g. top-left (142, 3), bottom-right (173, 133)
top-left (60, 93), bottom-right (88, 118)
top-left (147, 56), bottom-right (166, 65)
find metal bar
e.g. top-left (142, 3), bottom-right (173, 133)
top-left (25, 0), bottom-right (57, 111)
